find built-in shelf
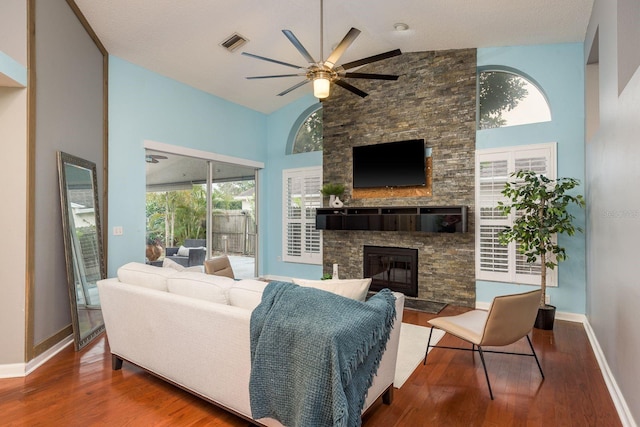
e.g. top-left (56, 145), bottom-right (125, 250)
top-left (315, 206), bottom-right (467, 233)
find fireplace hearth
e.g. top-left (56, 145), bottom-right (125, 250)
top-left (364, 246), bottom-right (418, 297)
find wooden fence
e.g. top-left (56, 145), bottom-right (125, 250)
top-left (210, 211), bottom-right (256, 255)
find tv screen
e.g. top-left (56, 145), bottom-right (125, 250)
top-left (353, 139), bottom-right (426, 188)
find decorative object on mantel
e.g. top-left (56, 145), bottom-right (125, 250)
top-left (497, 170), bottom-right (585, 330)
top-left (320, 182), bottom-right (346, 208)
top-left (330, 196), bottom-right (344, 208)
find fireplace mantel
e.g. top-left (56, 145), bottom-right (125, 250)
top-left (316, 206), bottom-right (467, 233)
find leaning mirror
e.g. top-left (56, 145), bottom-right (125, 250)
top-left (57, 152), bottom-right (105, 351)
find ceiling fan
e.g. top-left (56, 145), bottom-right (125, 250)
top-left (145, 154), bottom-right (168, 164)
top-left (242, 0), bottom-right (402, 99)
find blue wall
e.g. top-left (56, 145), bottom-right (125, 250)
top-left (108, 56), bottom-right (268, 276)
top-left (476, 43), bottom-right (586, 314)
top-left (263, 94), bottom-right (323, 279)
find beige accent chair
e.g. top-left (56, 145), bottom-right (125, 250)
top-left (423, 289), bottom-right (544, 399)
top-left (204, 255), bottom-right (235, 279)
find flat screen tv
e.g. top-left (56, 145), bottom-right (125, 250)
top-left (352, 139), bottom-right (426, 188)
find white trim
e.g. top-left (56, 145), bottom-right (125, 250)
top-left (0, 363), bottom-right (26, 379)
top-left (583, 321), bottom-right (637, 427)
top-left (143, 140), bottom-right (264, 169)
top-left (0, 335), bottom-right (73, 378)
top-left (473, 301), bottom-right (635, 427)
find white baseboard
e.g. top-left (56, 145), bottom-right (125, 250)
top-left (583, 321), bottom-right (637, 427)
top-left (0, 336), bottom-right (73, 379)
top-left (475, 301), bottom-right (635, 426)
top-left (0, 363), bottom-right (27, 379)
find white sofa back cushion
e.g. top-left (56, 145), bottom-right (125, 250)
top-left (117, 262), bottom-right (177, 292)
top-left (291, 278), bottom-right (372, 301)
top-left (228, 279), bottom-right (269, 310)
top-left (167, 272), bottom-right (235, 304)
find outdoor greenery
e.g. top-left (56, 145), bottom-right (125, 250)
top-left (146, 181), bottom-right (254, 247)
top-left (497, 170), bottom-right (585, 307)
top-left (479, 71), bottom-right (528, 129)
top-left (293, 109), bottom-right (323, 153)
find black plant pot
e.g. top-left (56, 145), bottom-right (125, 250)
top-left (534, 305), bottom-right (556, 330)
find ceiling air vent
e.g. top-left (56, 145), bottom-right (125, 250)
top-left (220, 33), bottom-right (248, 52)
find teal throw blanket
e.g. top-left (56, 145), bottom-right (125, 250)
top-left (249, 281), bottom-right (396, 427)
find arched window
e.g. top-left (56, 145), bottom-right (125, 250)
top-left (478, 69), bottom-right (551, 130)
top-left (287, 105), bottom-right (323, 154)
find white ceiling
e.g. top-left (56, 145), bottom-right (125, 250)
top-left (74, 0), bottom-right (594, 114)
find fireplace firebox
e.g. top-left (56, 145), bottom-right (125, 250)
top-left (364, 246), bottom-right (418, 297)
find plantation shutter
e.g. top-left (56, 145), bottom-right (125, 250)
top-left (283, 167), bottom-right (322, 264)
top-left (476, 143), bottom-right (557, 286)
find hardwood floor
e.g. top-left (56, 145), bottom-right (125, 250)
top-left (0, 306), bottom-right (622, 426)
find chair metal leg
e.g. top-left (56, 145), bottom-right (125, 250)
top-left (526, 334), bottom-right (545, 379)
top-left (477, 346), bottom-right (494, 400)
top-left (423, 326), bottom-right (435, 365)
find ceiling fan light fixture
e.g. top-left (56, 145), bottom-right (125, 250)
top-left (313, 71), bottom-right (331, 99)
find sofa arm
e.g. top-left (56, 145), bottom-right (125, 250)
top-left (188, 248), bottom-right (206, 266)
top-left (165, 247), bottom-right (179, 256)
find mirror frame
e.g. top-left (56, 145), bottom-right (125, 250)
top-left (57, 151), bottom-right (106, 351)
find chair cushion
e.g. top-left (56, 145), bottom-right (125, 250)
top-left (428, 310), bottom-right (488, 345)
top-left (204, 255), bottom-right (235, 279)
top-left (117, 262), bottom-right (177, 292)
top-left (177, 245), bottom-right (190, 257)
top-left (291, 278), bottom-right (371, 301)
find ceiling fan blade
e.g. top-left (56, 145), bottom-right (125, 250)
top-left (282, 30), bottom-right (317, 64)
top-left (324, 27), bottom-right (361, 69)
top-left (343, 72), bottom-right (399, 81)
top-left (341, 49), bottom-right (402, 70)
top-left (277, 80), bottom-right (310, 96)
top-left (241, 52), bottom-right (305, 70)
top-left (334, 79), bottom-right (368, 98)
top-left (247, 74), bottom-right (307, 79)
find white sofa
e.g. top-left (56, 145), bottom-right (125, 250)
top-left (97, 263), bottom-right (405, 426)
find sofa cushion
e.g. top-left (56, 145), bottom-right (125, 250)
top-left (228, 279), bottom-right (269, 310)
top-left (117, 262), bottom-right (176, 292)
top-left (177, 245), bottom-right (190, 257)
top-left (291, 278), bottom-right (372, 301)
top-left (167, 271), bottom-right (235, 304)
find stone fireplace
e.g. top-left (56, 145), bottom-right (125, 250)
top-left (321, 49), bottom-right (477, 307)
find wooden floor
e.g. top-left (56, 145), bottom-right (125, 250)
top-left (0, 306), bottom-right (622, 426)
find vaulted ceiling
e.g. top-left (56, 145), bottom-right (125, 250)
top-left (74, 0), bottom-right (594, 114)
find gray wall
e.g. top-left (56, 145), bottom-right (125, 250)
top-left (33, 0), bottom-right (104, 346)
top-left (322, 50), bottom-right (476, 307)
top-left (585, 0), bottom-right (640, 423)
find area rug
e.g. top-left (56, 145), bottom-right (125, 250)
top-left (394, 323), bottom-right (445, 388)
top-left (403, 298), bottom-right (447, 314)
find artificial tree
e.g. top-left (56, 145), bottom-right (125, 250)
top-left (497, 170), bottom-right (585, 329)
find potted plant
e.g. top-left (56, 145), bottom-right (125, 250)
top-left (497, 170), bottom-right (585, 330)
top-left (320, 183), bottom-right (346, 208)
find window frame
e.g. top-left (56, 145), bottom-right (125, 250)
top-left (475, 142), bottom-right (558, 287)
top-left (286, 104), bottom-right (323, 155)
top-left (282, 166), bottom-right (323, 264)
top-left (477, 67), bottom-right (552, 130)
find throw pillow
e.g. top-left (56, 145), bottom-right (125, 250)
top-left (291, 278), bottom-right (372, 301)
top-left (228, 279), bottom-right (268, 310)
top-left (177, 245), bottom-right (190, 257)
top-left (117, 262), bottom-right (176, 292)
top-left (162, 257), bottom-right (185, 271)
